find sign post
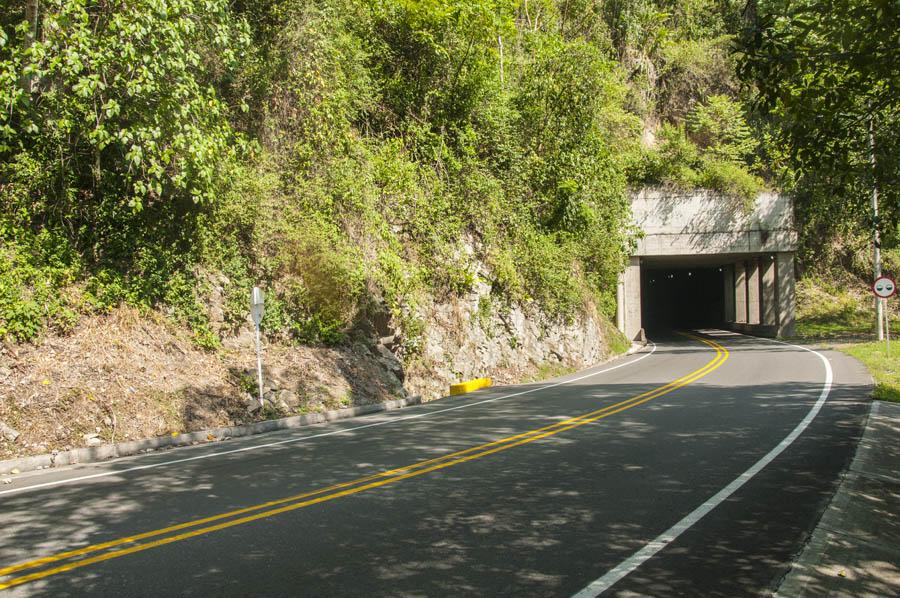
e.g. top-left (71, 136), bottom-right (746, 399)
top-left (251, 287), bottom-right (265, 406)
top-left (872, 276), bottom-right (895, 355)
top-left (885, 298), bottom-right (891, 356)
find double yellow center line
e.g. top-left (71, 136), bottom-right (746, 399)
top-left (0, 333), bottom-right (728, 591)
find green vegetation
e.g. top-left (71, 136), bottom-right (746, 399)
top-left (795, 274), bottom-right (899, 403)
top-left (1, 1), bottom-right (849, 354)
top-left (1, 0), bottom-right (891, 409)
top-left (630, 98), bottom-right (765, 204)
top-left (840, 342), bottom-right (899, 403)
top-left (796, 277), bottom-right (879, 339)
top-left (742, 2), bottom-right (899, 402)
top-left (738, 0), bottom-right (899, 268)
top-left (525, 362), bottom-right (578, 384)
top-left (605, 325), bottom-right (632, 356)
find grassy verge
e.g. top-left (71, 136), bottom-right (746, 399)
top-left (795, 277), bottom-right (894, 338)
top-left (524, 362), bottom-right (579, 384)
top-left (796, 276), bottom-right (899, 403)
top-left (838, 341), bottom-right (899, 403)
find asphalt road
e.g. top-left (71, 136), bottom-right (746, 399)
top-left (0, 331), bottom-right (871, 596)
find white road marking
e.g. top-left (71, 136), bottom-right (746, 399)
top-left (572, 334), bottom-right (834, 597)
top-left (0, 343), bottom-right (658, 498)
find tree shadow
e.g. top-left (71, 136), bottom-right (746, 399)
top-left (0, 338), bottom-right (871, 596)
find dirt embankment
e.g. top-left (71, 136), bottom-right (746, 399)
top-left (1, 278), bottom-right (622, 462)
top-left (0, 307), bottom-right (406, 462)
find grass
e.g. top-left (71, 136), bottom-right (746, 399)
top-left (795, 277), bottom-right (882, 338)
top-left (607, 327), bottom-right (632, 356)
top-left (839, 342), bottom-right (899, 402)
top-left (796, 276), bottom-right (899, 403)
top-left (524, 362), bottom-right (578, 383)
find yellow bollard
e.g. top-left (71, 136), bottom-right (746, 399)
top-left (449, 377), bottom-right (493, 396)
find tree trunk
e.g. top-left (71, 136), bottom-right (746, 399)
top-left (23, 0), bottom-right (40, 93)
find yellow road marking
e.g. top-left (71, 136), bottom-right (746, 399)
top-left (0, 335), bottom-right (720, 580)
top-left (0, 333), bottom-right (728, 591)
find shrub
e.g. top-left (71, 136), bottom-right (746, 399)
top-left (687, 94), bottom-right (758, 164)
top-left (633, 123), bottom-right (702, 188)
top-left (697, 159), bottom-right (765, 205)
top-left (269, 216), bottom-right (365, 344)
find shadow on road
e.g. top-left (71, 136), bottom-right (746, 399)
top-left (0, 335), bottom-right (871, 596)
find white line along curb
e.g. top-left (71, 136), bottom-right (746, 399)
top-left (572, 335), bottom-right (833, 597)
top-left (0, 343), bottom-right (657, 498)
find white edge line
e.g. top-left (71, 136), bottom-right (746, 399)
top-left (0, 342), bottom-right (658, 498)
top-left (572, 335), bottom-right (833, 597)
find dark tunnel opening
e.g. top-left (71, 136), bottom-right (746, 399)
top-left (641, 266), bottom-right (725, 332)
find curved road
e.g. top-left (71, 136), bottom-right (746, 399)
top-left (0, 331), bottom-right (870, 596)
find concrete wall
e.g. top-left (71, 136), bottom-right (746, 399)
top-left (631, 189), bottom-right (797, 257)
top-left (617, 189), bottom-right (798, 339)
top-left (621, 257), bottom-right (643, 341)
top-left (776, 252), bottom-right (796, 337)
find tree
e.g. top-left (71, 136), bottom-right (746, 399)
top-left (0, 0), bottom-right (250, 250)
top-left (737, 0), bottom-right (899, 255)
top-left (687, 94), bottom-right (757, 164)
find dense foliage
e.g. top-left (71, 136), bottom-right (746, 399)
top-left (1, 0), bottom-right (769, 346)
top-left (738, 0), bottom-right (899, 271)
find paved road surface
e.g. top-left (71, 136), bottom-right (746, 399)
top-left (0, 331), bottom-right (870, 596)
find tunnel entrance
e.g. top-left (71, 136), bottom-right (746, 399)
top-left (617, 190), bottom-right (798, 340)
top-left (641, 265), bottom-right (725, 332)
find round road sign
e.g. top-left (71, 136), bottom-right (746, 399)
top-left (872, 276), bottom-right (897, 299)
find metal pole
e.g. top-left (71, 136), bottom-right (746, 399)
top-left (885, 298), bottom-right (891, 357)
top-left (870, 116), bottom-right (883, 340)
top-left (255, 323), bottom-right (264, 405)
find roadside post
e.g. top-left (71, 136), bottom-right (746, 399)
top-left (872, 275), bottom-right (895, 355)
top-left (251, 287), bottom-right (265, 406)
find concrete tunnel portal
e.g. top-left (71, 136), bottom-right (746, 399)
top-left (617, 190), bottom-right (798, 340)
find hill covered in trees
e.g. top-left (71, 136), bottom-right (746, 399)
top-left (1, 0), bottom-right (896, 349)
top-left (1, 0), bottom-right (779, 348)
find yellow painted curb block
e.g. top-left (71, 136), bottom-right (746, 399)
top-left (449, 377), bottom-right (492, 396)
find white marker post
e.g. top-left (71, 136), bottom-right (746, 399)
top-left (886, 298), bottom-right (891, 356)
top-left (872, 276), bottom-right (895, 356)
top-left (251, 287), bottom-right (266, 406)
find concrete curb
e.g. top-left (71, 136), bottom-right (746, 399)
top-left (773, 350), bottom-right (881, 597)
top-left (0, 395), bottom-right (422, 476)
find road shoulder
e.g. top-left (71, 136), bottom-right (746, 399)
top-left (776, 400), bottom-right (900, 597)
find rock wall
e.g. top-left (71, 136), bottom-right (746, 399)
top-left (402, 279), bottom-right (614, 402)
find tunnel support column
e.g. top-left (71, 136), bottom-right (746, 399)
top-left (776, 252), bottom-right (796, 337)
top-left (761, 257), bottom-right (777, 326)
top-left (734, 262), bottom-right (748, 324)
top-left (617, 257), bottom-right (643, 341)
top-left (723, 265), bottom-right (735, 324)
top-left (747, 259), bottom-right (761, 325)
